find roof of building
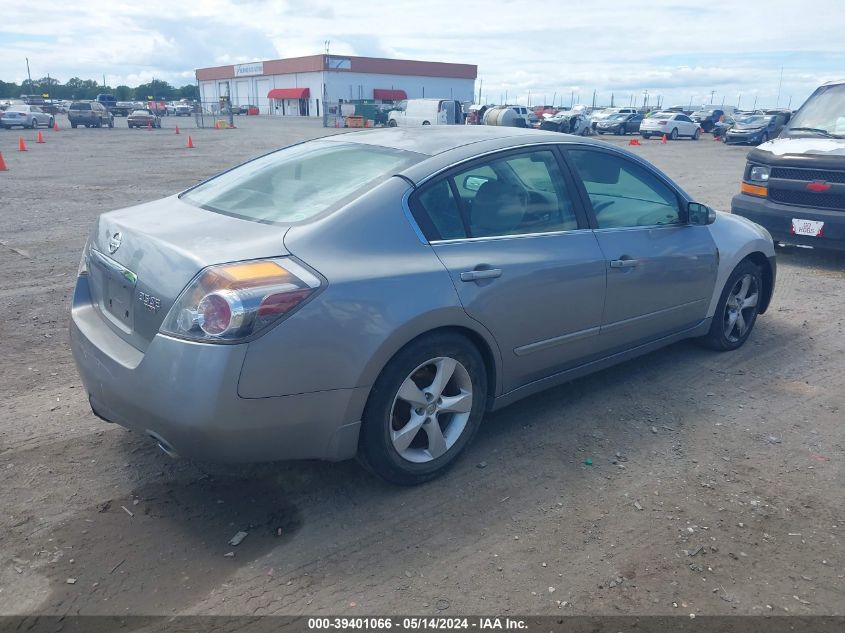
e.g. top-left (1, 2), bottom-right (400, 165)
top-left (196, 55), bottom-right (477, 82)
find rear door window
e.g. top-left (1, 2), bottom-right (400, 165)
top-left (411, 149), bottom-right (580, 240)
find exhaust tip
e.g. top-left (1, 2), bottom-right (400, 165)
top-left (146, 431), bottom-right (180, 459)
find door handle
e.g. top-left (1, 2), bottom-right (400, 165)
top-left (610, 258), bottom-right (638, 269)
top-left (460, 268), bottom-right (503, 282)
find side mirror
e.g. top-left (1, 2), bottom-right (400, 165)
top-left (463, 175), bottom-right (490, 192)
top-left (688, 202), bottom-right (716, 225)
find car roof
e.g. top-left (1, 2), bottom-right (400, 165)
top-left (319, 126), bottom-right (604, 157)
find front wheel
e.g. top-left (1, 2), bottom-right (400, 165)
top-left (358, 332), bottom-right (488, 485)
top-left (617, 125), bottom-right (626, 135)
top-left (642, 133), bottom-right (651, 139)
top-left (30, 119), bottom-right (38, 129)
top-left (670, 127), bottom-right (679, 140)
top-left (388, 120), bottom-right (398, 127)
top-left (693, 128), bottom-right (701, 140)
top-left (422, 120), bottom-right (431, 125)
top-left (699, 260), bottom-right (763, 351)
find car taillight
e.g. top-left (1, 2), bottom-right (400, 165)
top-left (161, 258), bottom-right (321, 343)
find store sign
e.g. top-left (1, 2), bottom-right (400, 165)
top-left (326, 56), bottom-right (351, 70)
top-left (235, 62), bottom-right (264, 77)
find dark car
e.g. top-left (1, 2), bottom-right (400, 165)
top-left (68, 101), bottom-right (114, 128)
top-left (595, 112), bottom-right (643, 135)
top-left (724, 113), bottom-right (788, 145)
top-left (691, 108), bottom-right (727, 133)
top-left (127, 109), bottom-right (162, 128)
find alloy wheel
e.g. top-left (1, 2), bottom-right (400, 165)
top-left (723, 274), bottom-right (759, 343)
top-left (389, 356), bottom-right (473, 463)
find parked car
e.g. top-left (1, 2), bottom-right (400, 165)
top-left (640, 112), bottom-right (701, 140)
top-left (69, 127), bottom-right (776, 485)
top-left (732, 78), bottom-right (845, 251)
top-left (595, 112), bottom-right (643, 135)
top-left (96, 94), bottom-right (117, 112)
top-left (539, 110), bottom-right (591, 135)
top-left (68, 101), bottom-right (114, 128)
top-left (127, 109), bottom-right (162, 128)
top-left (590, 107), bottom-right (639, 131)
top-left (691, 107), bottom-right (735, 132)
top-left (0, 104), bottom-right (54, 129)
top-left (723, 113), bottom-right (788, 145)
top-left (112, 102), bottom-right (136, 117)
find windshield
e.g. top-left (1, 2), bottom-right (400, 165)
top-left (785, 83), bottom-right (845, 137)
top-left (180, 141), bottom-right (422, 224)
top-left (607, 113), bottom-right (627, 120)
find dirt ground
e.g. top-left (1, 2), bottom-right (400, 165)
top-left (1, 116), bottom-right (843, 618)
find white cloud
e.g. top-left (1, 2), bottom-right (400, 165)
top-left (0, 0), bottom-right (842, 107)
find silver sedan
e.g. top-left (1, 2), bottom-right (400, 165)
top-left (1, 104), bottom-right (54, 129)
top-left (70, 127), bottom-right (776, 485)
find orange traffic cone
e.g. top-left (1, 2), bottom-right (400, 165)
top-left (18, 137), bottom-right (27, 152)
top-left (36, 131), bottom-right (45, 144)
top-left (186, 135), bottom-right (194, 149)
top-left (175, 125), bottom-right (180, 135)
top-left (53, 121), bottom-right (59, 131)
top-left (0, 152), bottom-right (8, 171)
top-left (628, 138), bottom-right (640, 146)
top-left (661, 134), bottom-right (668, 144)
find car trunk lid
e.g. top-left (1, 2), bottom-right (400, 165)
top-left (86, 195), bottom-right (289, 352)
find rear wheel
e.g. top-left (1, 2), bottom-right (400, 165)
top-left (358, 332), bottom-right (488, 485)
top-left (388, 120), bottom-right (397, 127)
top-left (422, 121), bottom-right (431, 125)
top-left (617, 125), bottom-right (626, 135)
top-left (699, 260), bottom-right (763, 351)
top-left (642, 132), bottom-right (651, 139)
top-left (30, 119), bottom-right (38, 129)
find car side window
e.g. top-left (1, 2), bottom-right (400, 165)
top-left (568, 149), bottom-right (682, 229)
top-left (412, 150), bottom-right (579, 241)
top-left (413, 179), bottom-right (467, 241)
top-left (454, 150), bottom-right (579, 238)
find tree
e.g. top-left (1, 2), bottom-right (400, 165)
top-left (115, 85), bottom-right (133, 101)
top-left (134, 80), bottom-right (175, 102)
top-left (0, 80), bottom-right (21, 99)
top-left (177, 84), bottom-right (199, 100)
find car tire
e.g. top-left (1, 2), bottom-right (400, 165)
top-left (108, 118), bottom-right (114, 128)
top-left (422, 121), bottom-right (431, 125)
top-left (48, 117), bottom-right (54, 128)
top-left (699, 260), bottom-right (763, 351)
top-left (71, 122), bottom-right (77, 129)
top-left (358, 332), bottom-right (488, 486)
top-left (670, 128), bottom-right (679, 140)
top-left (617, 126), bottom-right (625, 135)
top-left (642, 133), bottom-right (651, 139)
top-left (29, 119), bottom-right (37, 129)
top-left (388, 120), bottom-right (398, 127)
top-left (693, 128), bottom-right (701, 140)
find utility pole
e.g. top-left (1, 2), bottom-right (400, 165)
top-left (787, 95), bottom-right (792, 109)
top-left (710, 90), bottom-right (716, 104)
top-left (776, 66), bottom-right (783, 108)
top-left (737, 93), bottom-right (742, 109)
top-left (322, 40), bottom-right (329, 127)
top-left (570, 90), bottom-right (574, 108)
top-left (478, 79), bottom-right (482, 104)
top-left (752, 95), bottom-right (757, 110)
top-left (25, 57), bottom-right (32, 95)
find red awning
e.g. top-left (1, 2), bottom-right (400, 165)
top-left (373, 89), bottom-right (407, 101)
top-left (267, 88), bottom-right (310, 100)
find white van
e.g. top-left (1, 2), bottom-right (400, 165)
top-left (388, 99), bottom-right (463, 126)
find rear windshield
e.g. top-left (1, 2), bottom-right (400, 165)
top-left (180, 141), bottom-right (423, 224)
top-left (70, 103), bottom-right (91, 110)
top-left (651, 113), bottom-right (672, 119)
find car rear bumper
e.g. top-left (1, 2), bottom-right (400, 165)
top-left (69, 274), bottom-right (364, 463)
top-left (731, 193), bottom-right (845, 250)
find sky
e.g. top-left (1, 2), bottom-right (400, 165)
top-left (1, 0), bottom-right (843, 109)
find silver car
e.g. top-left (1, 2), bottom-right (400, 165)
top-left (1, 104), bottom-right (54, 129)
top-left (70, 127), bottom-right (776, 485)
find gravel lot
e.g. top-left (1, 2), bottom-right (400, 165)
top-left (1, 116), bottom-right (843, 618)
